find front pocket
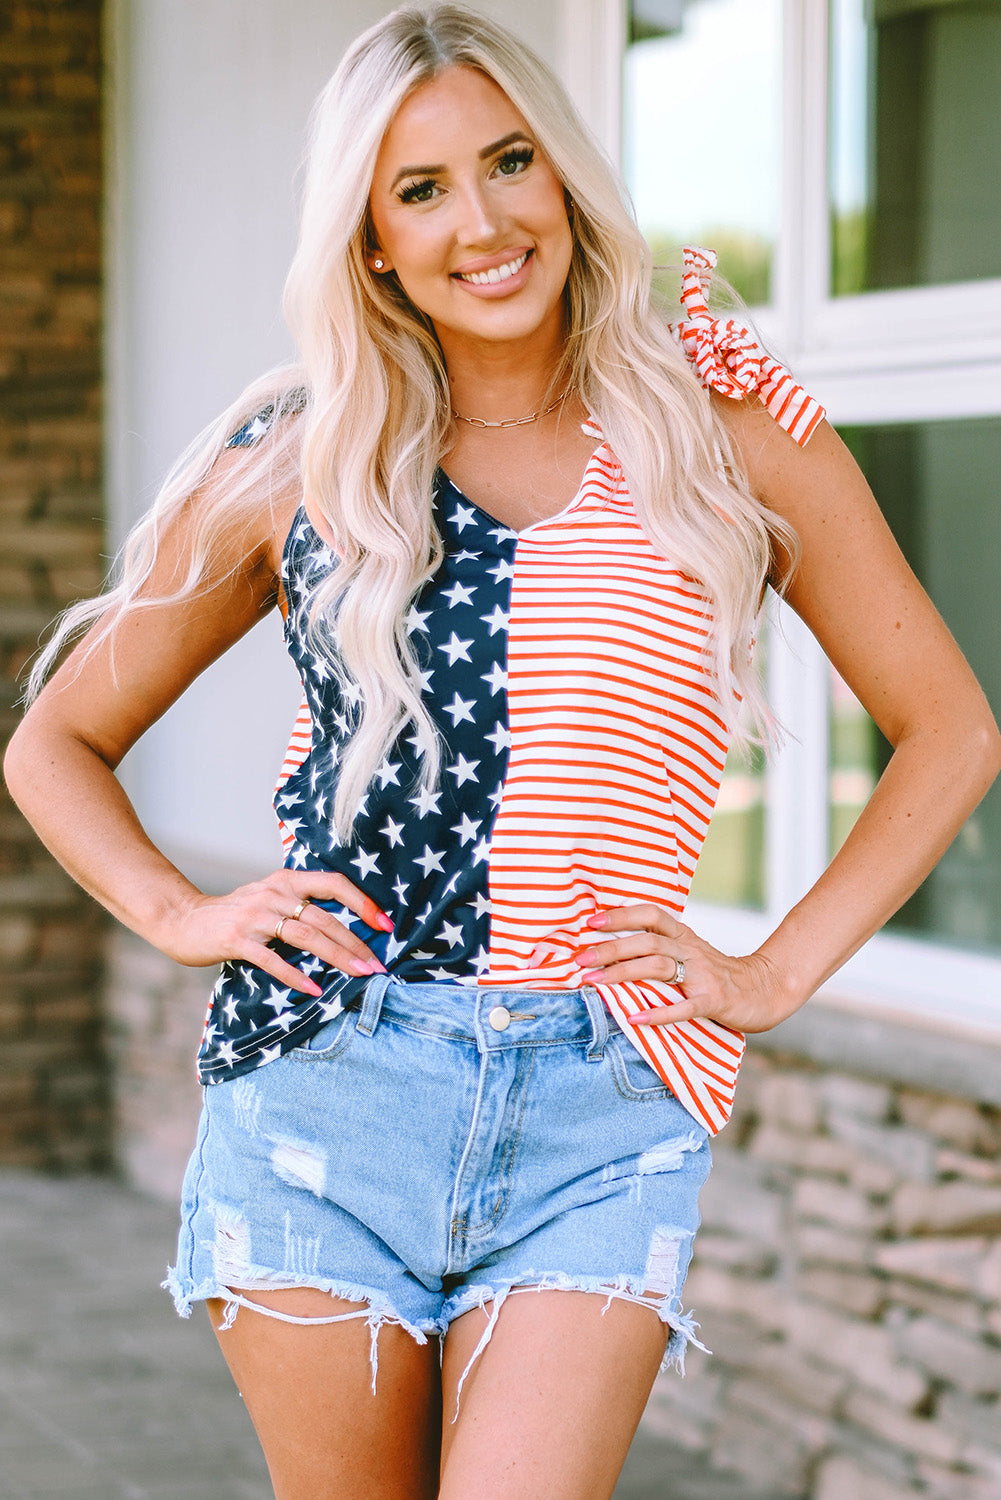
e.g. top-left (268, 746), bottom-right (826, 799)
top-left (605, 1030), bottom-right (675, 1102)
top-left (291, 1006), bottom-right (359, 1062)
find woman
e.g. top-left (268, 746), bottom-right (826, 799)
top-left (5, 6), bottom-right (999, 1498)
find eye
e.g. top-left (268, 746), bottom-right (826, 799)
top-left (398, 176), bottom-right (439, 205)
top-left (493, 145), bottom-right (534, 178)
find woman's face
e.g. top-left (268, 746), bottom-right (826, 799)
top-left (367, 66), bottom-right (574, 360)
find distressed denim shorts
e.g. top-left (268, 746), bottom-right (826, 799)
top-left (165, 975), bottom-right (712, 1398)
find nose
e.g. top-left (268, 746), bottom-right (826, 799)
top-left (453, 178), bottom-right (505, 248)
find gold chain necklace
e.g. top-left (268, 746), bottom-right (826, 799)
top-left (451, 390), bottom-right (569, 429)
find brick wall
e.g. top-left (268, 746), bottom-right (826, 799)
top-left (645, 1048), bottom-right (1001, 1500)
top-left (0, 1), bottom-right (111, 1169)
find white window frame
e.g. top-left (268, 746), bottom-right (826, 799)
top-left (558, 0), bottom-right (1001, 1037)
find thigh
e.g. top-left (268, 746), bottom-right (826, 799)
top-left (208, 1287), bottom-right (442, 1500)
top-left (437, 1289), bottom-right (668, 1500)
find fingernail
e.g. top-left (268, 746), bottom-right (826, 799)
top-left (578, 969), bottom-right (602, 982)
top-left (577, 948), bottom-right (598, 966)
top-left (374, 912), bottom-right (395, 933)
top-left (587, 912), bottom-right (608, 928)
top-left (625, 1012), bottom-right (645, 1023)
top-left (302, 980), bottom-right (323, 997)
top-left (366, 958), bottom-right (388, 974)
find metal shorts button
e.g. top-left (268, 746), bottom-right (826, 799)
top-left (487, 1005), bottom-right (512, 1032)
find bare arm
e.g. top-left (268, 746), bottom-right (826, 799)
top-left (576, 405), bottom-right (1001, 1028)
top-left (4, 451), bottom-right (388, 995)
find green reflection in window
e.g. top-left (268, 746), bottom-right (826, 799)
top-left (690, 740), bottom-right (766, 910)
top-left (830, 0), bottom-right (1001, 295)
top-left (624, 0), bottom-right (780, 307)
top-left (835, 418), bottom-right (1001, 955)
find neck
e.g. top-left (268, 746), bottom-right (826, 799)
top-left (437, 326), bottom-right (567, 427)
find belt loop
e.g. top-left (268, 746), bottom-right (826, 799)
top-left (581, 984), bottom-right (609, 1061)
top-left (356, 973), bottom-right (391, 1037)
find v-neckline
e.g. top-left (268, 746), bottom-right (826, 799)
top-left (437, 436), bottom-right (608, 540)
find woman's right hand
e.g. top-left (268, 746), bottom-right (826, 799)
top-left (159, 870), bottom-right (392, 996)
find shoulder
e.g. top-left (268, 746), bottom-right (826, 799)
top-left (223, 385), bottom-right (310, 450)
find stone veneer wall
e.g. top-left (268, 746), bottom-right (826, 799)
top-left (645, 1039), bottom-right (1001, 1500)
top-left (109, 924), bottom-right (1001, 1500)
top-left (0, 0), bottom-right (110, 1170)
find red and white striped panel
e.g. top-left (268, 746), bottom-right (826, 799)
top-left (482, 445), bottom-right (745, 1134)
top-left (274, 690), bottom-right (313, 854)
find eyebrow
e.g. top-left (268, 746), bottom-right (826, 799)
top-left (389, 132), bottom-right (533, 190)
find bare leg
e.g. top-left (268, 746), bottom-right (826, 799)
top-left (438, 1289), bottom-right (669, 1500)
top-left (207, 1287), bottom-right (441, 1500)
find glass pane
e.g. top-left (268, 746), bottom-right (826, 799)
top-left (690, 741), bottom-right (766, 910)
top-left (830, 0), bottom-right (1001, 295)
top-left (833, 417), bottom-right (1001, 955)
top-left (623, 0), bottom-right (782, 307)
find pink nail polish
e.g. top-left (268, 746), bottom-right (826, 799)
top-left (302, 980), bottom-right (323, 997)
top-left (587, 912), bottom-right (608, 928)
top-left (374, 912), bottom-right (395, 933)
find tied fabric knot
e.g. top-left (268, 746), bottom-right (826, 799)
top-left (668, 246), bottom-right (826, 448)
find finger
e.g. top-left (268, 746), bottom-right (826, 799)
top-left (578, 957), bottom-right (687, 987)
top-left (625, 998), bottom-right (702, 1026)
top-left (586, 904), bottom-right (686, 939)
top-left (574, 933), bottom-right (675, 970)
top-left (285, 910), bottom-right (384, 967)
top-left (284, 872), bottom-right (394, 933)
top-left (241, 942), bottom-right (328, 997)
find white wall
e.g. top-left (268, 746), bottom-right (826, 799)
top-left (106, 0), bottom-right (561, 878)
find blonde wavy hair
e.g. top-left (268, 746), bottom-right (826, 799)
top-left (30, 3), bottom-right (795, 839)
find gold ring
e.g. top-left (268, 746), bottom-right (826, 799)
top-left (274, 916), bottom-right (290, 942)
top-left (671, 956), bottom-right (686, 985)
top-left (291, 898), bottom-right (310, 922)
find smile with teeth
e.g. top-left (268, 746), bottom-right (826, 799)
top-left (455, 252), bottom-right (530, 286)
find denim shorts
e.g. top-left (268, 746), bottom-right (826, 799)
top-left (165, 975), bottom-right (712, 1400)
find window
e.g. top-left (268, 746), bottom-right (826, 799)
top-left (564, 0), bottom-right (1001, 1028)
top-left (830, 0), bottom-right (1001, 296)
top-left (622, 0), bottom-right (783, 306)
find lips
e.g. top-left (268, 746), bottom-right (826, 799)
top-left (453, 250), bottom-right (531, 286)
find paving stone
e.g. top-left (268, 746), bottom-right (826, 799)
top-left (891, 1313), bottom-right (1001, 1396)
top-left (814, 1454), bottom-right (924, 1500)
top-left (892, 1182), bottom-right (1001, 1237)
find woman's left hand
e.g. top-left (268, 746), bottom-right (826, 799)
top-left (574, 904), bottom-right (804, 1034)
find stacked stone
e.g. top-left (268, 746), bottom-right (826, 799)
top-left (0, 2), bottom-right (110, 1168)
top-left (643, 1048), bottom-right (1001, 1499)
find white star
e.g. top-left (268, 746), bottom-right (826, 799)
top-left (416, 901), bottom-right (434, 923)
top-left (272, 1008), bottom-right (298, 1033)
top-left (488, 557), bottom-right (516, 583)
top-left (392, 876), bottom-right (410, 903)
top-left (417, 667), bottom-right (435, 691)
top-left (410, 786), bottom-right (442, 817)
top-left (443, 580), bottom-right (476, 608)
top-left (410, 948), bottom-right (435, 962)
top-left (471, 835), bottom-right (491, 864)
top-left (257, 1044), bottom-right (283, 1066)
top-left (488, 781), bottom-right (505, 809)
top-left (246, 415), bottom-right (270, 442)
top-left (380, 815), bottom-right (405, 847)
top-left (223, 995), bottom-right (241, 1025)
top-left (453, 549), bottom-right (481, 563)
top-left (439, 631), bottom-right (474, 666)
top-left (485, 721), bottom-right (512, 753)
top-left (440, 920), bottom-right (464, 948)
top-left (290, 845), bottom-right (308, 869)
top-left (236, 965), bottom-right (260, 994)
top-left (318, 998), bottom-right (343, 1021)
top-left (442, 872), bottom-right (461, 897)
top-left (480, 604), bottom-right (510, 635)
top-left (405, 605), bottom-right (430, 633)
top-left (443, 692), bottom-right (476, 726)
top-left (489, 524), bottom-right (519, 543)
top-left (472, 891), bottom-right (492, 918)
top-left (481, 661), bottom-right (508, 694)
top-left (301, 953), bottom-right (325, 975)
top-left (450, 502), bottom-right (479, 533)
top-left (333, 905), bottom-right (354, 925)
top-left (448, 753), bottom-right (480, 787)
top-left (415, 845), bottom-right (446, 876)
top-left (350, 848), bottom-right (381, 880)
top-left (472, 946), bottom-right (491, 974)
top-left (429, 966), bottom-right (455, 980)
top-left (313, 791), bottom-right (327, 820)
top-left (384, 933), bottom-right (408, 963)
top-left (376, 759), bottom-right (401, 787)
top-left (215, 1039), bottom-right (238, 1067)
top-left (263, 988), bottom-right (293, 1017)
top-left (451, 813), bottom-right (481, 846)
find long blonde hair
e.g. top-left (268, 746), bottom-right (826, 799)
top-left (31, 4), bottom-right (794, 838)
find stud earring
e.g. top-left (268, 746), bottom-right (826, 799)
top-left (373, 258), bottom-right (384, 270)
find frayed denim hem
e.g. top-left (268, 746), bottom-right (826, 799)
top-left (162, 1263), bottom-right (438, 1395)
top-left (437, 1271), bottom-right (711, 1422)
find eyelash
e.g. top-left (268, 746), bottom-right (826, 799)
top-left (396, 145), bottom-right (535, 204)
